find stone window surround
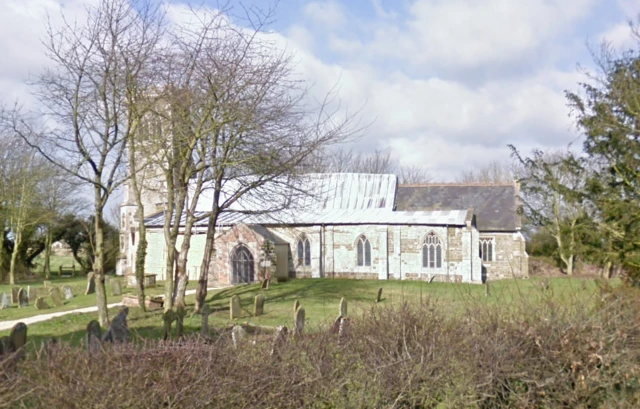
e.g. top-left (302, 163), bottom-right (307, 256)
top-left (296, 234), bottom-right (311, 267)
top-left (480, 236), bottom-right (495, 263)
top-left (356, 234), bottom-right (372, 267)
top-left (422, 231), bottom-right (443, 269)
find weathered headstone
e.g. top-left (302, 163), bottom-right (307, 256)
top-left (111, 280), bottom-right (122, 296)
top-left (43, 280), bottom-right (52, 288)
top-left (260, 279), bottom-right (269, 290)
top-left (200, 305), bottom-right (211, 337)
top-left (102, 307), bottom-right (130, 343)
top-left (339, 297), bottom-right (347, 317)
top-left (35, 297), bottom-right (51, 310)
top-left (330, 315), bottom-right (343, 334)
top-left (63, 286), bottom-right (74, 300)
top-left (162, 310), bottom-right (176, 340)
top-left (9, 322), bottom-right (27, 357)
top-left (50, 287), bottom-right (64, 307)
top-left (27, 286), bottom-right (36, 303)
top-left (338, 317), bottom-right (350, 345)
top-left (17, 288), bottom-right (28, 308)
top-left (376, 287), bottom-right (383, 303)
top-left (293, 299), bottom-right (300, 313)
top-left (270, 325), bottom-right (288, 357)
top-left (85, 272), bottom-right (96, 295)
top-left (254, 294), bottom-right (265, 316)
top-left (230, 295), bottom-right (242, 320)
top-left (294, 306), bottom-right (305, 336)
top-left (231, 325), bottom-right (246, 349)
top-left (86, 320), bottom-right (102, 355)
top-left (11, 287), bottom-right (19, 304)
top-left (1, 293), bottom-right (9, 309)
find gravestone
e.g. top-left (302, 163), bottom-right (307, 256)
top-left (111, 280), bottom-right (122, 296)
top-left (330, 315), bottom-right (343, 334)
top-left (230, 295), bottom-right (242, 320)
top-left (11, 287), bottom-right (20, 304)
top-left (86, 320), bottom-right (102, 355)
top-left (200, 305), bottom-right (211, 337)
top-left (50, 287), bottom-right (64, 307)
top-left (102, 307), bottom-right (130, 343)
top-left (376, 287), bottom-right (383, 303)
top-left (338, 317), bottom-right (350, 345)
top-left (43, 280), bottom-right (52, 288)
top-left (260, 279), bottom-right (269, 290)
top-left (339, 297), bottom-right (347, 317)
top-left (270, 325), bottom-right (288, 357)
top-left (293, 299), bottom-right (300, 313)
top-left (9, 322), bottom-right (27, 357)
top-left (254, 294), bottom-right (265, 316)
top-left (294, 306), bottom-right (305, 337)
top-left (85, 272), bottom-right (96, 295)
top-left (17, 288), bottom-right (28, 307)
top-left (1, 293), bottom-right (9, 309)
top-left (27, 286), bottom-right (36, 304)
top-left (35, 297), bottom-right (50, 310)
top-left (231, 325), bottom-right (246, 349)
top-left (63, 286), bottom-right (74, 300)
top-left (163, 310), bottom-right (176, 340)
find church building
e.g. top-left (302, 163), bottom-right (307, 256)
top-left (118, 173), bottom-right (528, 285)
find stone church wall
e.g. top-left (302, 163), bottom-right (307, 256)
top-left (480, 232), bottom-right (528, 280)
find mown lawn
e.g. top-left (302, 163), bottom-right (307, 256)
top-left (0, 276), bottom-right (610, 349)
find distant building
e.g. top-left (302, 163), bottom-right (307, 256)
top-left (119, 173), bottom-right (528, 284)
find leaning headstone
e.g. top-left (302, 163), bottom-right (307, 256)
top-left (9, 322), bottom-right (27, 358)
top-left (35, 297), bottom-right (50, 310)
top-left (27, 286), bottom-right (36, 303)
top-left (230, 295), bottom-right (242, 320)
top-left (200, 305), bottom-right (211, 337)
top-left (162, 310), bottom-right (176, 340)
top-left (270, 325), bottom-right (288, 357)
top-left (260, 279), bottom-right (269, 290)
top-left (85, 272), bottom-right (96, 295)
top-left (231, 325), bottom-right (246, 349)
top-left (17, 288), bottom-right (28, 307)
top-left (102, 307), bottom-right (130, 343)
top-left (63, 286), bottom-right (74, 300)
top-left (43, 280), bottom-right (52, 288)
top-left (294, 306), bottom-right (305, 337)
top-left (254, 294), bottom-right (265, 316)
top-left (111, 280), bottom-right (122, 296)
top-left (85, 320), bottom-right (102, 355)
top-left (376, 287), bottom-right (383, 303)
top-left (339, 297), bottom-right (347, 317)
top-left (11, 287), bottom-right (20, 304)
top-left (293, 299), bottom-right (300, 313)
top-left (50, 287), bottom-right (64, 307)
top-left (1, 293), bottom-right (9, 309)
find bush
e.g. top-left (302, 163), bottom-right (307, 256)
top-left (2, 287), bottom-right (640, 408)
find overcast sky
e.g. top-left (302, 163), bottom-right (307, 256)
top-left (1, 0), bottom-right (638, 183)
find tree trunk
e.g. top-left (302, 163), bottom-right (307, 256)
top-left (44, 226), bottom-right (53, 279)
top-left (93, 198), bottom-right (109, 326)
top-left (135, 233), bottom-right (147, 313)
top-left (9, 229), bottom-right (21, 285)
top-left (163, 188), bottom-right (187, 313)
top-left (0, 225), bottom-right (6, 283)
top-left (194, 205), bottom-right (220, 314)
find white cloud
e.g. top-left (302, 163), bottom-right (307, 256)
top-left (599, 20), bottom-right (638, 50)
top-left (303, 0), bottom-right (347, 29)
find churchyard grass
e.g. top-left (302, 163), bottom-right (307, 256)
top-left (0, 277), bottom-right (609, 348)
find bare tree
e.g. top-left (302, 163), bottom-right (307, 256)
top-left (398, 165), bottom-right (432, 185)
top-left (9, 0), bottom-right (164, 325)
top-left (456, 160), bottom-right (514, 184)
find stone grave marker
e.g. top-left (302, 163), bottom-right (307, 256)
top-left (231, 325), bottom-right (246, 349)
top-left (85, 272), bottom-right (96, 295)
top-left (111, 280), bottom-right (122, 296)
top-left (330, 315), bottom-right (343, 334)
top-left (11, 287), bottom-right (20, 304)
top-left (230, 295), bottom-right (242, 320)
top-left (35, 297), bottom-right (51, 310)
top-left (17, 288), bottom-right (28, 308)
top-left (50, 287), bottom-right (64, 307)
top-left (102, 306), bottom-right (130, 343)
top-left (338, 317), bottom-right (350, 345)
top-left (254, 294), bottom-right (265, 316)
top-left (63, 286), bottom-right (74, 300)
top-left (294, 306), bottom-right (305, 336)
top-left (10, 322), bottom-right (27, 357)
top-left (200, 305), bottom-right (211, 337)
top-left (376, 287), bottom-right (383, 303)
top-left (163, 310), bottom-right (176, 340)
top-left (27, 286), bottom-right (36, 304)
top-left (1, 293), bottom-right (9, 309)
top-left (339, 297), bottom-right (347, 317)
top-left (260, 279), bottom-right (269, 290)
top-left (86, 320), bottom-right (102, 355)
top-left (293, 299), bottom-right (300, 313)
top-left (43, 280), bottom-right (52, 288)
top-left (270, 325), bottom-right (288, 357)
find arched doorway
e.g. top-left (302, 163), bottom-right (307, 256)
top-left (231, 245), bottom-right (254, 284)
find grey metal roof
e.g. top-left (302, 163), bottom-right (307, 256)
top-left (396, 184), bottom-right (518, 231)
top-left (144, 208), bottom-right (471, 228)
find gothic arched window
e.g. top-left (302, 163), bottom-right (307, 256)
top-left (231, 245), bottom-right (254, 284)
top-left (297, 235), bottom-right (311, 266)
top-left (356, 235), bottom-right (371, 267)
top-left (422, 232), bottom-right (442, 268)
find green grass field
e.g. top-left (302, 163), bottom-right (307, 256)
top-left (0, 275), bottom-right (609, 349)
